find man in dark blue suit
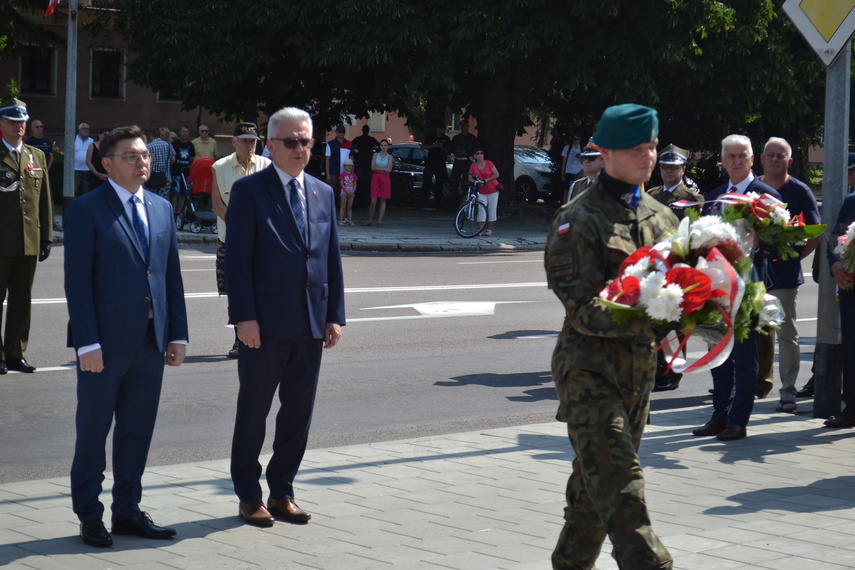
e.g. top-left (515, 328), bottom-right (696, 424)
top-left (693, 134), bottom-right (781, 441)
top-left (64, 126), bottom-right (188, 547)
top-left (226, 107), bottom-right (345, 527)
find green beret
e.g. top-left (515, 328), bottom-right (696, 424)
top-left (592, 104), bottom-right (658, 150)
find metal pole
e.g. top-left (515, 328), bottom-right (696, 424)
top-left (814, 40), bottom-right (850, 419)
top-left (61, 0), bottom-right (79, 220)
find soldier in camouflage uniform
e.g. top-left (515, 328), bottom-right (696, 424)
top-left (544, 104), bottom-right (676, 570)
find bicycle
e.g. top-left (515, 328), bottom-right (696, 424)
top-left (454, 179), bottom-right (486, 238)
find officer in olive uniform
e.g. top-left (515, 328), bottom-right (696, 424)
top-left (648, 146), bottom-right (699, 392)
top-left (647, 144), bottom-right (700, 219)
top-left (545, 104), bottom-right (676, 570)
top-left (0, 98), bottom-right (53, 374)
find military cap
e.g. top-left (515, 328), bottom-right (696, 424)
top-left (579, 141), bottom-right (602, 158)
top-left (659, 144), bottom-right (687, 166)
top-left (592, 104), bottom-right (658, 150)
top-left (233, 122), bottom-right (259, 139)
top-left (0, 98), bottom-right (29, 122)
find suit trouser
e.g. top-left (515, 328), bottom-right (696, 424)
top-left (231, 332), bottom-right (323, 502)
top-left (710, 329), bottom-right (759, 427)
top-left (0, 255), bottom-right (37, 362)
top-left (840, 290), bottom-right (855, 412)
top-left (70, 322), bottom-right (164, 522)
top-left (552, 370), bottom-right (672, 570)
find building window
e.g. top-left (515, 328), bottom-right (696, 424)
top-left (368, 111), bottom-right (386, 133)
top-left (448, 112), bottom-right (462, 133)
top-left (20, 47), bottom-right (57, 96)
top-left (90, 48), bottom-right (125, 99)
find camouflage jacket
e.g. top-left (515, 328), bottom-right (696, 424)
top-left (544, 178), bottom-right (678, 393)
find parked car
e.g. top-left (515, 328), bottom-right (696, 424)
top-left (514, 145), bottom-right (558, 203)
top-left (388, 142), bottom-right (453, 206)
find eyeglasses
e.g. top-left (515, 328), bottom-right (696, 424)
top-left (474, 151), bottom-right (484, 155)
top-left (106, 152), bottom-right (151, 164)
top-left (199, 129), bottom-right (209, 133)
top-left (581, 155), bottom-right (599, 162)
top-left (271, 137), bottom-right (312, 149)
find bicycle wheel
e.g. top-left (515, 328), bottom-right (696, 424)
top-left (454, 199), bottom-right (485, 238)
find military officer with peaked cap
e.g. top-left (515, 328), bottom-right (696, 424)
top-left (647, 144), bottom-right (700, 219)
top-left (545, 104), bottom-right (676, 570)
top-left (0, 98), bottom-right (53, 374)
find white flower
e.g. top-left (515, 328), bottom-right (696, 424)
top-left (768, 205), bottom-right (791, 225)
top-left (689, 216), bottom-right (740, 249)
top-left (643, 283), bottom-right (684, 322)
top-left (639, 271), bottom-right (666, 307)
top-left (623, 257), bottom-right (651, 279)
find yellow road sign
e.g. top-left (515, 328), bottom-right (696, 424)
top-left (784, 0), bottom-right (855, 65)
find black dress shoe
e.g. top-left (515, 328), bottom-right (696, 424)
top-left (796, 381), bottom-right (814, 398)
top-left (6, 358), bottom-right (35, 373)
top-left (0, 360), bottom-right (6, 374)
top-left (227, 341), bottom-right (240, 359)
top-left (111, 512), bottom-right (176, 539)
top-left (80, 519), bottom-right (112, 547)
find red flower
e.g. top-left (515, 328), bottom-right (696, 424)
top-left (664, 267), bottom-right (712, 314)
top-left (618, 246), bottom-right (654, 276)
top-left (599, 275), bottom-right (641, 306)
top-left (789, 212), bottom-right (805, 227)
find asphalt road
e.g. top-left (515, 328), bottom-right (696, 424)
top-left (0, 246), bottom-right (820, 483)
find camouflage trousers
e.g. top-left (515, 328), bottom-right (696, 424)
top-left (552, 369), bottom-right (672, 570)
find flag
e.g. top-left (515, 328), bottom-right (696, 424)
top-left (44, 0), bottom-right (60, 18)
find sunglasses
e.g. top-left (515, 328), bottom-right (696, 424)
top-left (271, 137), bottom-right (312, 149)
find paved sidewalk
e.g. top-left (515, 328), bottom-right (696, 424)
top-left (2, 398), bottom-right (855, 569)
top-left (52, 208), bottom-right (553, 253)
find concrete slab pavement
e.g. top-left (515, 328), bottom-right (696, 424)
top-left (3, 398), bottom-right (855, 569)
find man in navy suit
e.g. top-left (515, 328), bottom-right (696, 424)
top-left (64, 126), bottom-right (188, 547)
top-left (226, 107), bottom-right (345, 527)
top-left (693, 134), bottom-right (781, 441)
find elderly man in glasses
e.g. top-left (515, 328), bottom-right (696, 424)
top-left (65, 125), bottom-right (188, 547)
top-left (210, 123), bottom-right (271, 358)
top-left (225, 107), bottom-right (344, 528)
top-left (191, 124), bottom-right (219, 161)
top-left (0, 98), bottom-right (53, 375)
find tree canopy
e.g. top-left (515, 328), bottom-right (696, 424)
top-left (114, 0), bottom-right (827, 196)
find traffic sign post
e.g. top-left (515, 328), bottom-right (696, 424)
top-left (784, 1), bottom-right (855, 418)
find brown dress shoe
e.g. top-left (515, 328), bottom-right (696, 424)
top-left (716, 425), bottom-right (747, 441)
top-left (692, 420), bottom-right (727, 437)
top-left (824, 410), bottom-right (855, 429)
top-left (238, 501), bottom-right (274, 527)
top-left (267, 498), bottom-right (311, 524)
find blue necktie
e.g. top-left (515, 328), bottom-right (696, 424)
top-left (289, 179), bottom-right (306, 243)
top-left (130, 195), bottom-right (149, 262)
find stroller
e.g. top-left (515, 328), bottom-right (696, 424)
top-left (177, 159), bottom-right (218, 234)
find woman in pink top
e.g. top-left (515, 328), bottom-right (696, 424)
top-left (468, 149), bottom-right (500, 236)
top-left (364, 139), bottom-right (393, 227)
